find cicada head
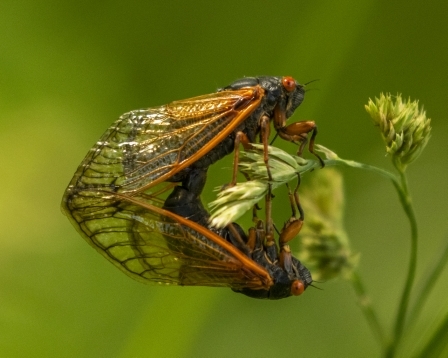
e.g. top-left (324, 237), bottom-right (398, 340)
top-left (258, 76), bottom-right (305, 119)
top-left (228, 220), bottom-right (312, 300)
top-left (233, 247), bottom-right (312, 300)
top-left (221, 76), bottom-right (305, 120)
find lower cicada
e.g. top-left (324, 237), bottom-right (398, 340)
top-left (62, 75), bottom-right (317, 298)
top-left (163, 184), bottom-right (312, 299)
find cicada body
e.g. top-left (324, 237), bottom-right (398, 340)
top-left (163, 185), bottom-right (312, 299)
top-left (63, 76), bottom-right (319, 199)
top-left (62, 76), bottom-right (316, 298)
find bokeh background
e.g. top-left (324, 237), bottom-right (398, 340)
top-left (2, 1), bottom-right (447, 357)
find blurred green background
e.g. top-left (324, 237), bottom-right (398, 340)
top-left (2, 0), bottom-right (447, 357)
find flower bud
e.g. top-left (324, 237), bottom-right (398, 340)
top-left (365, 93), bottom-right (431, 171)
top-left (296, 168), bottom-right (358, 281)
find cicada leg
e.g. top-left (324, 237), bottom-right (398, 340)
top-left (231, 115), bottom-right (272, 185)
top-left (278, 121), bottom-right (324, 167)
top-left (231, 131), bottom-right (253, 186)
top-left (233, 116), bottom-right (277, 255)
top-left (259, 114), bottom-right (273, 181)
top-left (278, 175), bottom-right (305, 272)
top-left (264, 183), bottom-right (280, 264)
top-left (226, 222), bottom-right (251, 256)
top-left (257, 114), bottom-right (279, 250)
top-left (273, 102), bottom-right (324, 167)
top-left (291, 174), bottom-right (304, 221)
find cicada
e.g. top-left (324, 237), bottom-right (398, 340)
top-left (163, 185), bottom-right (312, 299)
top-left (62, 75), bottom-right (316, 298)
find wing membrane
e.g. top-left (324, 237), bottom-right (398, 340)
top-left (65, 88), bottom-right (262, 197)
top-left (64, 185), bottom-right (270, 289)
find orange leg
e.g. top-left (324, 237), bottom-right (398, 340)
top-left (279, 175), bottom-right (305, 271)
top-left (264, 183), bottom-right (275, 249)
top-left (259, 115), bottom-right (273, 181)
top-left (227, 223), bottom-right (251, 255)
top-left (277, 120), bottom-right (325, 167)
top-left (231, 131), bottom-right (253, 186)
top-left (278, 218), bottom-right (303, 273)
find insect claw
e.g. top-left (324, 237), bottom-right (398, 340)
top-left (307, 125), bottom-right (325, 168)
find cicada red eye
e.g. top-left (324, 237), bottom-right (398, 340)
top-left (282, 76), bottom-right (297, 92)
top-left (290, 280), bottom-right (305, 296)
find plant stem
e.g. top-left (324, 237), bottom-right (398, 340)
top-left (385, 171), bottom-right (418, 357)
top-left (323, 152), bottom-right (420, 357)
top-left (408, 235), bottom-right (448, 327)
top-left (415, 312), bottom-right (448, 358)
top-left (309, 149), bottom-right (425, 356)
top-left (350, 270), bottom-right (387, 347)
top-left (324, 159), bottom-right (398, 183)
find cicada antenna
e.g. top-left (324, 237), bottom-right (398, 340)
top-left (304, 79), bottom-right (320, 86)
top-left (309, 283), bottom-right (323, 290)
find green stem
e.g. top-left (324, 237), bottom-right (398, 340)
top-left (321, 152), bottom-right (420, 357)
top-left (408, 235), bottom-right (448, 327)
top-left (415, 312), bottom-right (448, 358)
top-left (324, 159), bottom-right (398, 183)
top-left (350, 270), bottom-right (387, 347)
top-left (385, 171), bottom-right (418, 358)
top-left (260, 147), bottom-right (424, 356)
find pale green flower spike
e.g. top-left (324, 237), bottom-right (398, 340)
top-left (295, 168), bottom-right (357, 281)
top-left (365, 93), bottom-right (431, 171)
top-left (208, 144), bottom-right (318, 228)
top-left (208, 181), bottom-right (268, 228)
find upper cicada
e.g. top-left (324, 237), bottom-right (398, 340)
top-left (62, 76), bottom-right (316, 299)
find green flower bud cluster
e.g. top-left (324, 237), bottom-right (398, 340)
top-left (365, 93), bottom-right (431, 171)
top-left (296, 168), bottom-right (357, 281)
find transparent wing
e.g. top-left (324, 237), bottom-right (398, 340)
top-left (64, 184), bottom-right (271, 289)
top-left (65, 87), bottom-right (262, 198)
